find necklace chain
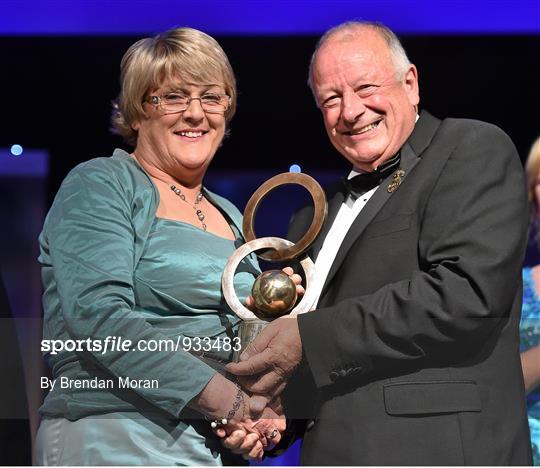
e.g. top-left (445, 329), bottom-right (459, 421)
top-left (170, 184), bottom-right (207, 231)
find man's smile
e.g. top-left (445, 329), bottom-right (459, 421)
top-left (343, 118), bottom-right (383, 136)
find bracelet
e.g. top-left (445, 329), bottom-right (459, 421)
top-left (209, 384), bottom-right (245, 428)
top-left (209, 417), bottom-right (229, 429)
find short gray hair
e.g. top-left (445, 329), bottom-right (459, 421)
top-left (308, 21), bottom-right (411, 92)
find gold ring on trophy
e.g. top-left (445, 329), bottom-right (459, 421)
top-left (242, 173), bottom-right (327, 261)
top-left (221, 237), bottom-right (316, 321)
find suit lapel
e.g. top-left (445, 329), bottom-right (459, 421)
top-left (320, 111), bottom-right (441, 295)
top-left (407, 110), bottom-right (441, 156)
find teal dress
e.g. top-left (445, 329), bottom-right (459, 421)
top-left (35, 149), bottom-right (259, 465)
top-left (521, 267), bottom-right (540, 465)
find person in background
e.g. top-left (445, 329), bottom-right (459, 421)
top-left (524, 137), bottom-right (540, 268)
top-left (522, 136), bottom-right (540, 465)
top-left (35, 27), bottom-right (289, 465)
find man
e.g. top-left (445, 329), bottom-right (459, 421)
top-left (227, 21), bottom-right (533, 464)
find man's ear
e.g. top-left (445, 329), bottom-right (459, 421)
top-left (404, 64), bottom-right (420, 107)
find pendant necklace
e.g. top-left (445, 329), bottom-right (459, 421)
top-left (170, 184), bottom-right (207, 231)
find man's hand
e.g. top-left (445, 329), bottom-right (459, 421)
top-left (226, 316), bottom-right (302, 416)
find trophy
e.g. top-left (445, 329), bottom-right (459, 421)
top-left (221, 172), bottom-right (327, 361)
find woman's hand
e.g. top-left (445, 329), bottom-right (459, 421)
top-left (190, 373), bottom-right (285, 460)
top-left (213, 406), bottom-right (286, 461)
top-left (217, 425), bottom-right (265, 461)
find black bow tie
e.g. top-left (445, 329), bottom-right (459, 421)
top-left (341, 152), bottom-right (401, 199)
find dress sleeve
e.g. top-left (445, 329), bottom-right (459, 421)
top-left (298, 122), bottom-right (529, 388)
top-left (42, 162), bottom-right (216, 417)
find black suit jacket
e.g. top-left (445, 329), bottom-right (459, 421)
top-left (286, 111), bottom-right (532, 465)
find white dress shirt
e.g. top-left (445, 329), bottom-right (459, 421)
top-left (311, 175), bottom-right (379, 308)
top-left (310, 115), bottom-right (419, 309)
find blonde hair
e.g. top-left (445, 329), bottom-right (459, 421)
top-left (526, 136), bottom-right (540, 220)
top-left (111, 27), bottom-right (237, 145)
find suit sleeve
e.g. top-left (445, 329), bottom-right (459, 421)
top-left (42, 163), bottom-right (216, 417)
top-left (298, 123), bottom-right (528, 388)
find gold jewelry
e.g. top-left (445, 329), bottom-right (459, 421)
top-left (387, 169), bottom-right (406, 193)
top-left (170, 184), bottom-right (207, 231)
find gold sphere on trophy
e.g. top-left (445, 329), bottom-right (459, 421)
top-left (251, 270), bottom-right (298, 317)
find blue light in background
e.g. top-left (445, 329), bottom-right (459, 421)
top-left (10, 144), bottom-right (23, 156)
top-left (289, 164), bottom-right (302, 173)
top-left (0, 149), bottom-right (48, 176)
top-left (0, 0), bottom-right (539, 35)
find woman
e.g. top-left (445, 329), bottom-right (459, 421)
top-left (35, 28), bottom-right (287, 465)
top-left (522, 135), bottom-right (540, 465)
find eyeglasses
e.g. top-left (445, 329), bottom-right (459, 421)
top-left (146, 91), bottom-right (231, 115)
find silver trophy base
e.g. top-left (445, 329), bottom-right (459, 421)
top-left (233, 319), bottom-right (269, 362)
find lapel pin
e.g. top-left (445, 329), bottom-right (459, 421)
top-left (387, 169), bottom-right (406, 193)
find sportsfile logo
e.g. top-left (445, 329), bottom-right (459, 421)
top-left (40, 335), bottom-right (241, 355)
